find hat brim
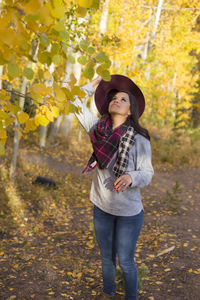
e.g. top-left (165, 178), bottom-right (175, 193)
top-left (94, 74), bottom-right (145, 117)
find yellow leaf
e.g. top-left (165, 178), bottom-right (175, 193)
top-left (17, 112), bottom-right (29, 124)
top-left (91, 290), bottom-right (97, 295)
top-left (25, 118), bottom-right (38, 132)
top-left (188, 268), bottom-right (193, 273)
top-left (51, 106), bottom-right (60, 118)
top-left (35, 115), bottom-right (49, 126)
top-left (78, 0), bottom-right (93, 8)
top-left (54, 84), bottom-right (66, 101)
top-left (39, 5), bottom-right (53, 26)
top-left (49, 3), bottom-right (65, 19)
top-left (46, 109), bottom-right (54, 122)
top-left (155, 281), bottom-right (163, 285)
top-left (0, 129), bottom-right (7, 139)
top-left (23, 0), bottom-right (42, 15)
top-left (43, 70), bottom-right (51, 80)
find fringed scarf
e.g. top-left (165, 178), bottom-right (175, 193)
top-left (82, 115), bottom-right (136, 178)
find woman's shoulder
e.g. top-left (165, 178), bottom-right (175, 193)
top-left (134, 132), bottom-right (150, 144)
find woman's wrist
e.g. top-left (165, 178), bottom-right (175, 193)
top-left (90, 76), bottom-right (102, 88)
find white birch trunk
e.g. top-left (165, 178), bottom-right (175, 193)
top-left (39, 45), bottom-right (54, 148)
top-left (10, 77), bottom-right (28, 178)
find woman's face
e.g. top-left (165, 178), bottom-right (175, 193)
top-left (108, 92), bottom-right (131, 117)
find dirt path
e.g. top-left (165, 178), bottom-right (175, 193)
top-left (0, 150), bottom-right (199, 299)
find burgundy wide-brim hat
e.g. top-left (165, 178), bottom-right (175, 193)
top-left (94, 74), bottom-right (145, 118)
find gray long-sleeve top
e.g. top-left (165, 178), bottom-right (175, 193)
top-left (73, 82), bottom-right (154, 216)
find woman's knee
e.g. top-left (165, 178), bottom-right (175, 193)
top-left (118, 258), bottom-right (136, 273)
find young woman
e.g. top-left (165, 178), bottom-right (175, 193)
top-left (72, 75), bottom-right (154, 300)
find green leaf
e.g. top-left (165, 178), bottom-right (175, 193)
top-left (52, 54), bottom-right (62, 65)
top-left (7, 63), bottom-right (20, 79)
top-left (77, 56), bottom-right (87, 65)
top-left (101, 70), bottom-right (111, 81)
top-left (95, 51), bottom-right (107, 63)
top-left (84, 65), bottom-right (94, 79)
top-left (67, 54), bottom-right (75, 64)
top-left (102, 59), bottom-right (112, 69)
top-left (59, 30), bottom-right (69, 40)
top-left (96, 65), bottom-right (104, 76)
top-left (91, 0), bottom-right (100, 9)
top-left (23, 68), bottom-right (34, 80)
top-left (87, 47), bottom-right (95, 54)
top-left (79, 40), bottom-right (89, 51)
top-left (51, 43), bottom-right (60, 55)
top-left (40, 33), bottom-right (50, 46)
top-left (38, 52), bottom-right (51, 64)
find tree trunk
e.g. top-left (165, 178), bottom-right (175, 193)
top-left (10, 77), bottom-right (28, 178)
top-left (39, 44), bottom-right (54, 148)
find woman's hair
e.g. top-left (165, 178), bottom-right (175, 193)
top-left (106, 89), bottom-right (150, 141)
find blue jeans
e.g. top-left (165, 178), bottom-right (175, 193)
top-left (93, 205), bottom-right (144, 300)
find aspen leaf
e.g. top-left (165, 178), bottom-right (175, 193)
top-left (96, 65), bottom-right (104, 75)
top-left (54, 84), bottom-right (66, 102)
top-left (39, 5), bottom-right (53, 26)
top-left (77, 55), bottom-right (87, 65)
top-left (36, 115), bottom-right (49, 126)
top-left (69, 73), bottom-right (77, 87)
top-left (101, 70), bottom-right (111, 81)
top-left (23, 68), bottom-right (34, 80)
top-left (17, 112), bottom-right (29, 124)
top-left (63, 88), bottom-right (74, 102)
top-left (8, 63), bottom-right (20, 79)
top-left (0, 111), bottom-right (10, 120)
top-left (75, 6), bottom-right (87, 17)
top-left (91, 0), bottom-right (99, 9)
top-left (23, 0), bottom-right (42, 15)
top-left (52, 54), bottom-right (62, 65)
top-left (43, 70), bottom-right (51, 80)
top-left (40, 33), bottom-right (50, 46)
top-left (79, 40), bottom-right (89, 51)
top-left (51, 43), bottom-right (60, 55)
top-left (25, 118), bottom-right (37, 132)
top-left (71, 86), bottom-right (85, 98)
top-left (38, 51), bottom-right (51, 64)
top-left (49, 6), bottom-right (65, 19)
top-left (95, 51), bottom-right (107, 63)
top-left (84, 65), bottom-right (94, 79)
top-left (87, 47), bottom-right (95, 54)
top-left (53, 23), bottom-right (66, 32)
top-left (46, 109), bottom-right (54, 122)
top-left (51, 106), bottom-right (60, 118)
top-left (0, 129), bottom-right (7, 139)
top-left (78, 0), bottom-right (93, 8)
top-left (67, 54), bottom-right (75, 64)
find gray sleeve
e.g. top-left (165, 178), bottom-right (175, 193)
top-left (126, 134), bottom-right (154, 188)
top-left (73, 82), bottom-right (100, 134)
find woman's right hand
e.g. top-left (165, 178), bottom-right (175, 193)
top-left (91, 76), bottom-right (102, 88)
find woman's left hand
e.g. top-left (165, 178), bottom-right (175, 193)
top-left (113, 174), bottom-right (132, 192)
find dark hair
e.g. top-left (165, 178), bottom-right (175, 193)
top-left (107, 89), bottom-right (150, 141)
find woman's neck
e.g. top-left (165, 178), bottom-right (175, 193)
top-left (111, 115), bottom-right (128, 130)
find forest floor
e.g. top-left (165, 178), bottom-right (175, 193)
top-left (0, 133), bottom-right (200, 300)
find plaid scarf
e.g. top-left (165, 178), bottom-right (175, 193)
top-left (82, 115), bottom-right (136, 178)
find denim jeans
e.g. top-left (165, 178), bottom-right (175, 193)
top-left (93, 205), bottom-right (144, 300)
